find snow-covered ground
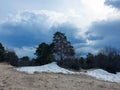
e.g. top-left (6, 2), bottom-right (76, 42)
top-left (16, 62), bottom-right (79, 74)
top-left (85, 69), bottom-right (120, 83)
top-left (16, 62), bottom-right (120, 83)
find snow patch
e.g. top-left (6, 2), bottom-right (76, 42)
top-left (85, 69), bottom-right (120, 83)
top-left (16, 62), bottom-right (79, 74)
top-left (16, 62), bottom-right (120, 83)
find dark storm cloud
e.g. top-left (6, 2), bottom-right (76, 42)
top-left (87, 19), bottom-right (120, 49)
top-left (50, 23), bottom-right (86, 44)
top-left (0, 18), bottom-right (51, 47)
top-left (87, 35), bottom-right (103, 41)
top-left (0, 11), bottom-right (84, 48)
top-left (105, 0), bottom-right (120, 9)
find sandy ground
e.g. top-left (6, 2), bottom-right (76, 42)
top-left (0, 63), bottom-right (120, 90)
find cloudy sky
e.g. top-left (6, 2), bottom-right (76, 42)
top-left (0, 0), bottom-right (120, 58)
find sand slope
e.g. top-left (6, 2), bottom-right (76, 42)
top-left (0, 63), bottom-right (120, 90)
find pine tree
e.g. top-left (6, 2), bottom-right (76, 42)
top-left (35, 42), bottom-right (54, 65)
top-left (19, 56), bottom-right (30, 66)
top-left (53, 32), bottom-right (75, 60)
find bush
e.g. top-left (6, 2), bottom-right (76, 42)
top-left (4, 50), bottom-right (19, 66)
top-left (105, 66), bottom-right (117, 74)
top-left (57, 59), bottom-right (80, 71)
top-left (0, 43), bottom-right (5, 62)
top-left (35, 42), bottom-right (55, 65)
top-left (19, 56), bottom-right (30, 66)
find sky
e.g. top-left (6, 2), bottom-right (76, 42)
top-left (0, 0), bottom-right (120, 58)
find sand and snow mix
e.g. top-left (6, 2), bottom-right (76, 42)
top-left (16, 62), bottom-right (120, 83)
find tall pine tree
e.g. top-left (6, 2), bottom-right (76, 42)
top-left (53, 32), bottom-right (75, 60)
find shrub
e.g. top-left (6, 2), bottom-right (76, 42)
top-left (57, 59), bottom-right (80, 71)
top-left (4, 50), bottom-right (19, 66)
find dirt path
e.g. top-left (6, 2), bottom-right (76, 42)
top-left (0, 63), bottom-right (120, 90)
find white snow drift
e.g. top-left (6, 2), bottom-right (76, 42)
top-left (16, 62), bottom-right (120, 83)
top-left (85, 69), bottom-right (120, 83)
top-left (16, 62), bottom-right (79, 74)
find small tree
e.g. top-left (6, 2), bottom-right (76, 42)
top-left (19, 56), bottom-right (30, 66)
top-left (53, 32), bottom-right (75, 60)
top-left (35, 42), bottom-right (54, 65)
top-left (86, 53), bottom-right (95, 68)
top-left (5, 50), bottom-right (19, 66)
top-left (78, 57), bottom-right (86, 68)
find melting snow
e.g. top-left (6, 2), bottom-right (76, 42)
top-left (16, 62), bottom-right (120, 83)
top-left (85, 69), bottom-right (120, 83)
top-left (16, 62), bottom-right (79, 74)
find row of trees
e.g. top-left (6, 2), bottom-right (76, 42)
top-left (33, 32), bottom-right (75, 66)
top-left (1, 31), bottom-right (120, 74)
top-left (84, 47), bottom-right (120, 73)
top-left (0, 32), bottom-right (75, 66)
top-left (58, 47), bottom-right (120, 73)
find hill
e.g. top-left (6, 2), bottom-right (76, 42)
top-left (0, 63), bottom-right (120, 90)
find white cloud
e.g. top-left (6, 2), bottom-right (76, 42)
top-left (14, 47), bottom-right (36, 58)
top-left (105, 0), bottom-right (120, 9)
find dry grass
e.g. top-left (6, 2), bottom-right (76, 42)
top-left (0, 63), bottom-right (120, 90)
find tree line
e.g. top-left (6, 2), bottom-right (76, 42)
top-left (0, 32), bottom-right (74, 66)
top-left (0, 31), bottom-right (120, 74)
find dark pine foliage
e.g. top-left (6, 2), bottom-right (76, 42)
top-left (19, 56), bottom-right (30, 66)
top-left (81, 47), bottom-right (120, 74)
top-left (4, 50), bottom-right (19, 66)
top-left (53, 32), bottom-right (75, 60)
top-left (34, 42), bottom-right (55, 65)
top-left (57, 59), bottom-right (80, 71)
top-left (0, 43), bottom-right (5, 62)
